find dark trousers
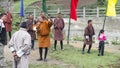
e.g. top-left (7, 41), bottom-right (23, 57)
top-left (98, 41), bottom-right (105, 56)
top-left (39, 47), bottom-right (48, 60)
top-left (31, 40), bottom-right (34, 49)
top-left (7, 31), bottom-right (11, 39)
top-left (54, 40), bottom-right (63, 50)
top-left (82, 44), bottom-right (92, 53)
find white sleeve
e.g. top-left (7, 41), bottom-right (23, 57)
top-left (16, 49), bottom-right (25, 57)
top-left (86, 36), bottom-right (89, 39)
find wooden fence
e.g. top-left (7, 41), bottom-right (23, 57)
top-left (12, 7), bottom-right (120, 19)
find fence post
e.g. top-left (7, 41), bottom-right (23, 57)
top-left (97, 7), bottom-right (99, 17)
top-left (83, 7), bottom-right (85, 18)
top-left (33, 9), bottom-right (36, 21)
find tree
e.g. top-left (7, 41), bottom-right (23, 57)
top-left (97, 0), bottom-right (106, 6)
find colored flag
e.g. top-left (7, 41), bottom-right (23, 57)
top-left (106, 0), bottom-right (117, 16)
top-left (42, 0), bottom-right (47, 14)
top-left (70, 0), bottom-right (78, 21)
top-left (20, 0), bottom-right (24, 17)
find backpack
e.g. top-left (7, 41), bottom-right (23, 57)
top-left (37, 21), bottom-right (50, 36)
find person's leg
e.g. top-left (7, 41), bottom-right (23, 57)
top-left (101, 42), bottom-right (105, 56)
top-left (98, 42), bottom-right (102, 56)
top-left (87, 44), bottom-right (92, 53)
top-left (54, 40), bottom-right (57, 50)
top-left (37, 47), bottom-right (43, 61)
top-left (82, 44), bottom-right (86, 54)
top-left (60, 40), bottom-right (63, 50)
top-left (0, 45), bottom-right (4, 68)
top-left (44, 47), bottom-right (48, 62)
top-left (31, 40), bottom-right (34, 50)
top-left (9, 31), bottom-right (11, 39)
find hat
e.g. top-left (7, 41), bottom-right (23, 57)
top-left (20, 22), bottom-right (27, 28)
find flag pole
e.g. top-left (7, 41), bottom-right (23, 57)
top-left (102, 16), bottom-right (106, 30)
top-left (67, 17), bottom-right (71, 44)
top-left (67, 0), bottom-right (72, 44)
top-left (20, 0), bottom-right (24, 23)
top-left (102, 0), bottom-right (108, 30)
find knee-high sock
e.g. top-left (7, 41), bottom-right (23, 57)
top-left (39, 48), bottom-right (43, 59)
top-left (60, 41), bottom-right (63, 49)
top-left (44, 48), bottom-right (48, 59)
top-left (82, 44), bottom-right (86, 51)
top-left (9, 31), bottom-right (11, 39)
top-left (54, 40), bottom-right (57, 50)
top-left (88, 44), bottom-right (92, 52)
top-left (31, 40), bottom-right (34, 49)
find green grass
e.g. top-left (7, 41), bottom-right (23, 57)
top-left (49, 44), bottom-right (120, 68)
top-left (29, 64), bottom-right (62, 68)
top-left (14, 0), bottom-right (38, 12)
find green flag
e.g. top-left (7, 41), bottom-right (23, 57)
top-left (42, 0), bottom-right (47, 14)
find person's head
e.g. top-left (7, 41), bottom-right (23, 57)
top-left (57, 13), bottom-right (61, 18)
top-left (20, 22), bottom-right (27, 28)
top-left (38, 16), bottom-right (43, 22)
top-left (98, 29), bottom-right (104, 36)
top-left (100, 29), bottom-right (104, 34)
top-left (0, 13), bottom-right (7, 22)
top-left (40, 11), bottom-right (45, 17)
top-left (29, 14), bottom-right (33, 20)
top-left (5, 8), bottom-right (9, 13)
top-left (88, 20), bottom-right (92, 26)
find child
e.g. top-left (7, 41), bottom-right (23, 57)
top-left (98, 29), bottom-right (106, 56)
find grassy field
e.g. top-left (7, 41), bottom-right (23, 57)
top-left (28, 44), bottom-right (120, 68)
top-left (29, 64), bottom-right (62, 68)
top-left (14, 0), bottom-right (38, 12)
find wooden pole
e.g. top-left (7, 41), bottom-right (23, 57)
top-left (67, 17), bottom-right (71, 44)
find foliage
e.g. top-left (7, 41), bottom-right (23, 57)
top-left (112, 37), bottom-right (120, 45)
top-left (71, 36), bottom-right (84, 41)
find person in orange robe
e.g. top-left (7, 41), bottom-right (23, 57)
top-left (35, 12), bottom-right (53, 62)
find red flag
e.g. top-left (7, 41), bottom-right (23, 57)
top-left (70, 0), bottom-right (78, 21)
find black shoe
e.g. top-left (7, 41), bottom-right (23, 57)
top-left (37, 58), bottom-right (43, 61)
top-left (101, 54), bottom-right (104, 56)
top-left (87, 51), bottom-right (90, 54)
top-left (82, 51), bottom-right (84, 54)
top-left (44, 59), bottom-right (47, 62)
top-left (98, 54), bottom-right (100, 56)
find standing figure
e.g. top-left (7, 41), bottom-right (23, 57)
top-left (82, 20), bottom-right (95, 54)
top-left (8, 22), bottom-right (31, 68)
top-left (0, 13), bottom-right (7, 68)
top-left (5, 11), bottom-right (13, 39)
top-left (98, 29), bottom-right (106, 56)
top-left (36, 13), bottom-right (53, 62)
top-left (53, 13), bottom-right (64, 50)
top-left (26, 14), bottom-right (36, 50)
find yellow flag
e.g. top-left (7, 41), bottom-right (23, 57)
top-left (106, 0), bottom-right (117, 16)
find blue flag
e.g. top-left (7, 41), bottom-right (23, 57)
top-left (20, 0), bottom-right (24, 17)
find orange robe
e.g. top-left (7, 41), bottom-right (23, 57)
top-left (37, 20), bottom-right (53, 48)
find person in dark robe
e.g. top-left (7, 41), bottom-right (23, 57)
top-left (53, 13), bottom-right (65, 50)
top-left (5, 11), bottom-right (13, 39)
top-left (26, 14), bottom-right (36, 50)
top-left (82, 20), bottom-right (95, 54)
top-left (0, 13), bottom-right (7, 68)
